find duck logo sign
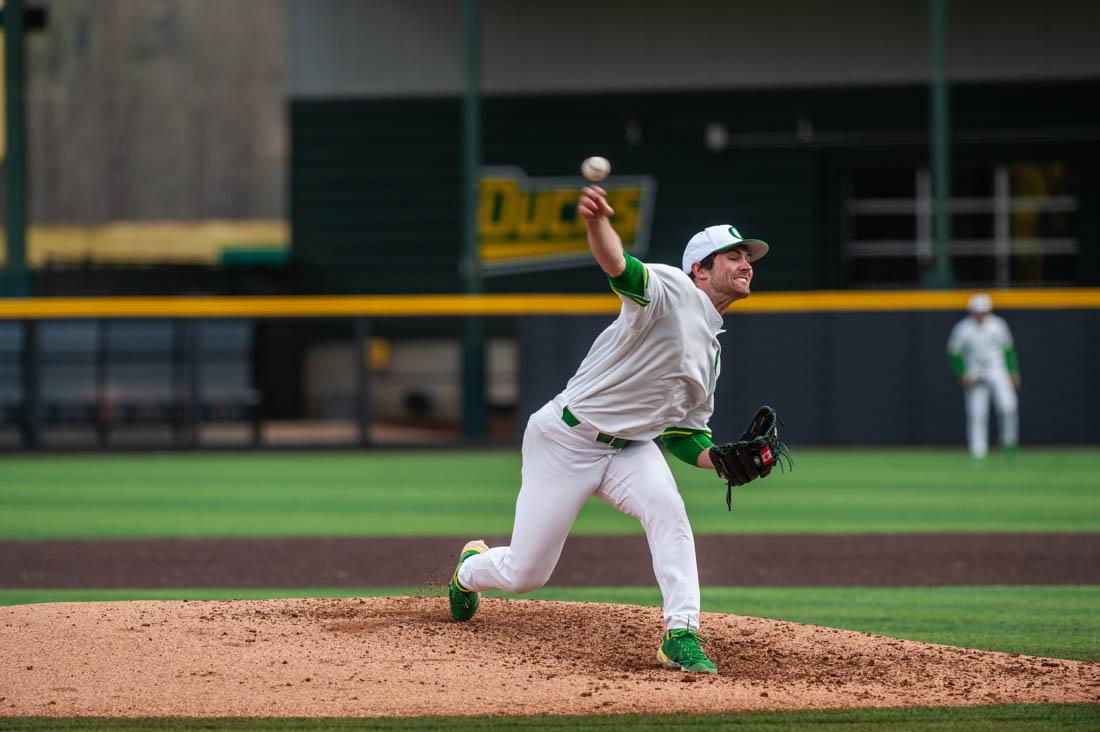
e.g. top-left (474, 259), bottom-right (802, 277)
top-left (478, 167), bottom-right (656, 274)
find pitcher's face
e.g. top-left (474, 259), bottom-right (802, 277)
top-left (711, 246), bottom-right (754, 299)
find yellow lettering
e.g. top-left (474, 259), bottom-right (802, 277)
top-left (545, 189), bottom-right (578, 238)
top-left (479, 170), bottom-right (648, 260)
top-left (479, 178), bottom-right (523, 239)
top-left (607, 188), bottom-right (640, 242)
top-left (514, 190), bottom-right (547, 238)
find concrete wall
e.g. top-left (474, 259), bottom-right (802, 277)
top-left (26, 0), bottom-right (286, 223)
top-left (289, 0), bottom-right (1100, 98)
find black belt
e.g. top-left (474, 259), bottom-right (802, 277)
top-left (561, 406), bottom-right (632, 449)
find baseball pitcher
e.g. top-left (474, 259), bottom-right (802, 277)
top-left (447, 185), bottom-right (787, 674)
top-left (947, 293), bottom-right (1021, 459)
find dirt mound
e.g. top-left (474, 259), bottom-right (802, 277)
top-left (2, 596), bottom-right (1097, 717)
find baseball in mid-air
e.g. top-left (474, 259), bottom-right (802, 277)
top-left (581, 156), bottom-right (611, 182)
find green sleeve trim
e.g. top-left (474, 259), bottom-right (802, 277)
top-left (948, 353), bottom-right (965, 376)
top-left (608, 253), bottom-right (650, 306)
top-left (661, 428), bottom-right (714, 466)
top-left (1005, 348), bottom-right (1019, 374)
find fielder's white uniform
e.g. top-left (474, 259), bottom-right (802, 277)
top-left (947, 311), bottom-right (1020, 459)
top-left (458, 256), bottom-right (722, 630)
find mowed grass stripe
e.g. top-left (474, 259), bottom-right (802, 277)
top-left (1, 704), bottom-right (1098, 730)
top-left (1, 449), bottom-right (1099, 539)
top-left (1, 586), bottom-right (1097, 662)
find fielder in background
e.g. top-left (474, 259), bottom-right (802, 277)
top-left (947, 293), bottom-right (1021, 460)
top-left (448, 184), bottom-right (775, 674)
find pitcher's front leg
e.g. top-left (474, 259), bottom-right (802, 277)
top-left (458, 409), bottom-right (608, 597)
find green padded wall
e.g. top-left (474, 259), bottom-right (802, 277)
top-left (291, 80), bottom-right (1100, 294)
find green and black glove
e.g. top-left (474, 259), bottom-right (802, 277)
top-left (709, 405), bottom-right (792, 510)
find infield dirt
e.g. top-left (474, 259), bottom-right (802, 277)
top-left (2, 596), bottom-right (1098, 717)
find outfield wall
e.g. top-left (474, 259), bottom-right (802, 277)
top-left (520, 309), bottom-right (1100, 446)
top-left (2, 293), bottom-right (1097, 447)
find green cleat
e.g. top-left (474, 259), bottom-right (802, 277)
top-left (657, 628), bottom-right (718, 673)
top-left (448, 539), bottom-right (489, 621)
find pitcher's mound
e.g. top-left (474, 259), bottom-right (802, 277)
top-left (2, 596), bottom-right (1097, 717)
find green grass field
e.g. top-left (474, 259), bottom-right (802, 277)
top-left (3, 704), bottom-right (1099, 731)
top-left (2, 449), bottom-right (1098, 729)
top-left (1, 448), bottom-right (1098, 538)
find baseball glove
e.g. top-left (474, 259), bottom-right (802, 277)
top-left (709, 405), bottom-right (792, 510)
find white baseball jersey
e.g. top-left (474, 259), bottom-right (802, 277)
top-left (947, 314), bottom-right (1015, 379)
top-left (460, 253), bottom-right (730, 633)
top-left (557, 262), bottom-right (724, 440)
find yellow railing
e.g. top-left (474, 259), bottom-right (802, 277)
top-left (1, 288), bottom-right (1099, 319)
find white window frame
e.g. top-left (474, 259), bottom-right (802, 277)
top-left (847, 166), bottom-right (1078, 287)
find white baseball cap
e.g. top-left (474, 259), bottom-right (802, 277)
top-left (681, 225), bottom-right (769, 274)
top-left (968, 293), bottom-right (993, 313)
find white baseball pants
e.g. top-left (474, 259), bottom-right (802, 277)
top-left (457, 399), bottom-right (701, 630)
top-left (965, 372), bottom-right (1018, 459)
